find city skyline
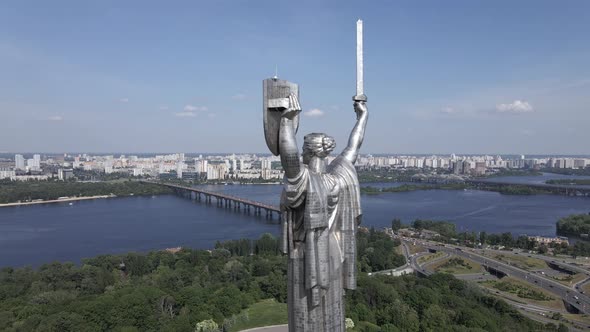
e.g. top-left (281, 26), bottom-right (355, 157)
top-left (2, 151), bottom-right (590, 158)
top-left (1, 1), bottom-right (589, 154)
top-left (2, 151), bottom-right (588, 182)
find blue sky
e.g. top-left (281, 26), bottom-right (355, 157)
top-left (0, 1), bottom-right (589, 154)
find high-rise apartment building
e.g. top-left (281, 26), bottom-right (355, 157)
top-left (33, 154), bottom-right (41, 169)
top-left (14, 154), bottom-right (25, 170)
top-left (261, 159), bottom-right (272, 170)
top-left (0, 168), bottom-right (16, 180)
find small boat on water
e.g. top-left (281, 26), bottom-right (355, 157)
top-left (68, 202), bottom-right (74, 206)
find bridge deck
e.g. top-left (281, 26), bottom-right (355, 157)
top-left (149, 182), bottom-right (281, 212)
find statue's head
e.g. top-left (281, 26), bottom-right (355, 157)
top-left (302, 133), bottom-right (336, 165)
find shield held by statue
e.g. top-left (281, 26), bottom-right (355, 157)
top-left (263, 78), bottom-right (300, 156)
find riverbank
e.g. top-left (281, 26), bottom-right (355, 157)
top-left (361, 183), bottom-right (468, 195)
top-left (0, 180), bottom-right (172, 205)
top-left (360, 183), bottom-right (556, 196)
top-left (0, 195), bottom-right (116, 208)
top-left (547, 179), bottom-right (590, 186)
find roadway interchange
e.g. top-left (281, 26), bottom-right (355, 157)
top-left (399, 238), bottom-right (590, 315)
top-left (480, 247), bottom-right (590, 277)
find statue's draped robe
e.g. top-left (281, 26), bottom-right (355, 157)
top-left (281, 156), bottom-right (361, 332)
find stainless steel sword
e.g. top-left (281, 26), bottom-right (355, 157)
top-left (354, 19), bottom-right (367, 102)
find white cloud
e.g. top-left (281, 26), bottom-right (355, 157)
top-left (303, 108), bottom-right (325, 117)
top-left (496, 100), bottom-right (533, 113)
top-left (184, 104), bottom-right (208, 112)
top-left (441, 107), bottom-right (457, 114)
top-left (175, 112), bottom-right (196, 117)
top-left (231, 93), bottom-right (247, 100)
top-left (119, 98), bottom-right (129, 103)
top-left (174, 105), bottom-right (208, 117)
top-left (47, 115), bottom-right (63, 121)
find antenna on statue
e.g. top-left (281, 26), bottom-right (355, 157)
top-left (273, 65), bottom-right (278, 79)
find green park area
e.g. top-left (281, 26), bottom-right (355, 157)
top-left (407, 243), bottom-right (426, 255)
top-left (551, 273), bottom-right (586, 287)
top-left (228, 299), bottom-right (287, 332)
top-left (430, 256), bottom-right (483, 275)
top-left (417, 252), bottom-right (445, 264)
top-left (492, 254), bottom-right (548, 270)
top-left (481, 277), bottom-right (564, 311)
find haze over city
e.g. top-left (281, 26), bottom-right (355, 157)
top-left (0, 0), bottom-right (589, 154)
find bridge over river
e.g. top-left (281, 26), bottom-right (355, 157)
top-left (145, 182), bottom-right (281, 219)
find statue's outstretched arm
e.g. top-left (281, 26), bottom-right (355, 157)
top-left (341, 101), bottom-right (368, 164)
top-left (279, 94), bottom-right (302, 179)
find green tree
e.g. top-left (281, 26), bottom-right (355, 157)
top-left (391, 218), bottom-right (402, 231)
top-left (387, 300), bottom-right (419, 332)
top-left (479, 231), bottom-right (487, 245)
top-left (421, 304), bottom-right (449, 331)
top-left (538, 244), bottom-right (549, 254)
top-left (500, 232), bottom-right (514, 247)
top-left (36, 312), bottom-right (100, 332)
top-left (195, 319), bottom-right (219, 332)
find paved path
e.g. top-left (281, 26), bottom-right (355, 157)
top-left (0, 195), bottom-right (114, 208)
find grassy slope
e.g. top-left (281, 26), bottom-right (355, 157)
top-left (229, 299), bottom-right (287, 332)
top-left (417, 252), bottom-right (445, 264)
top-left (430, 256), bottom-right (484, 275)
top-left (491, 254), bottom-right (548, 270)
top-left (480, 277), bottom-right (565, 311)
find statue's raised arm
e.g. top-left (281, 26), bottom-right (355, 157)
top-left (278, 94), bottom-right (302, 179)
top-left (340, 100), bottom-right (368, 164)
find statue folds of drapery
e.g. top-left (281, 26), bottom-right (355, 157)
top-left (264, 80), bottom-right (368, 331)
top-left (280, 155), bottom-right (362, 331)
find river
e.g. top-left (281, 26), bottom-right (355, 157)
top-left (0, 179), bottom-right (589, 267)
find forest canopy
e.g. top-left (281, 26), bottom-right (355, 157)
top-left (556, 214), bottom-right (590, 236)
top-left (0, 232), bottom-right (551, 331)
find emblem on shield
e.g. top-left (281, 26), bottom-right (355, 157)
top-left (263, 77), bottom-right (300, 156)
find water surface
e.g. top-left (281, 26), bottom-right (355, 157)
top-left (1, 183), bottom-right (589, 267)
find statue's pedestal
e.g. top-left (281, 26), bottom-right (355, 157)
top-left (239, 324), bottom-right (288, 332)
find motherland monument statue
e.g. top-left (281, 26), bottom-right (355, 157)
top-left (262, 20), bottom-right (368, 332)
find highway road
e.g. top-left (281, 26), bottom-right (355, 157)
top-left (477, 247), bottom-right (590, 276)
top-left (424, 243), bottom-right (590, 314)
top-left (394, 236), bottom-right (590, 327)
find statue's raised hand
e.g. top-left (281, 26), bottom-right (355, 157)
top-left (282, 93), bottom-right (301, 120)
top-left (353, 101), bottom-right (367, 120)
